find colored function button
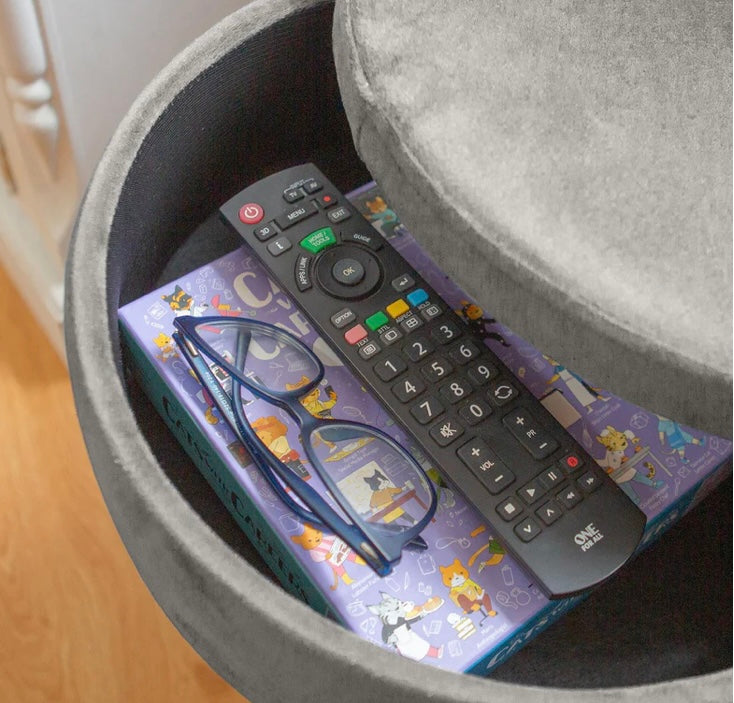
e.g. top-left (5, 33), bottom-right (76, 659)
top-left (560, 453), bottom-right (584, 475)
top-left (386, 299), bottom-right (410, 318)
top-left (365, 311), bottom-right (389, 331)
top-left (344, 325), bottom-right (368, 345)
top-left (315, 193), bottom-right (337, 208)
top-left (300, 227), bottom-right (337, 253)
top-left (239, 202), bottom-right (264, 224)
top-left (406, 288), bottom-right (429, 306)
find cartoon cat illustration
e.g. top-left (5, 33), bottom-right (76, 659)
top-left (153, 332), bottom-right (178, 362)
top-left (363, 469), bottom-right (416, 525)
top-left (162, 285), bottom-right (193, 313)
top-left (291, 523), bottom-right (365, 590)
top-left (364, 196), bottom-right (405, 238)
top-left (367, 592), bottom-right (444, 661)
top-left (161, 285), bottom-right (208, 316)
top-left (251, 415), bottom-right (310, 480)
top-left (456, 300), bottom-right (511, 348)
top-left (596, 426), bottom-right (664, 504)
top-left (440, 558), bottom-right (497, 623)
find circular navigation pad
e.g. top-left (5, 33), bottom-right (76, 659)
top-left (316, 244), bottom-right (382, 300)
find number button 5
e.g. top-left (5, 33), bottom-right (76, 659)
top-left (420, 356), bottom-right (454, 382)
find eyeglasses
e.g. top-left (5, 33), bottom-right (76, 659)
top-left (172, 315), bottom-right (437, 575)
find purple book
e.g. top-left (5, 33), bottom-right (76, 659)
top-left (119, 182), bottom-right (731, 674)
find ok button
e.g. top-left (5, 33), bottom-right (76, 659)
top-left (331, 258), bottom-right (365, 286)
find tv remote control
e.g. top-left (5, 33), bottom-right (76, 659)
top-left (220, 164), bottom-right (646, 598)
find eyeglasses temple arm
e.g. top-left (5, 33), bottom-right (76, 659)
top-left (173, 332), bottom-right (330, 529)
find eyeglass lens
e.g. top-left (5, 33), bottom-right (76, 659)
top-left (193, 319), bottom-right (321, 395)
top-left (307, 424), bottom-right (434, 535)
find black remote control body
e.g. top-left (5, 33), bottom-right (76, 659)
top-left (220, 164), bottom-right (646, 598)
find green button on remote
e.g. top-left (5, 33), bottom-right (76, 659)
top-left (300, 226), bottom-right (336, 253)
top-left (365, 311), bottom-right (389, 330)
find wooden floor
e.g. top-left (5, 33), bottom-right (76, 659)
top-left (0, 263), bottom-right (246, 702)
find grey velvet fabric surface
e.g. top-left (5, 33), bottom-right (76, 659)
top-left (333, 0), bottom-right (732, 439)
top-left (64, 0), bottom-right (731, 701)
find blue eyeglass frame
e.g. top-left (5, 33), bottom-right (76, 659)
top-left (172, 315), bottom-right (437, 575)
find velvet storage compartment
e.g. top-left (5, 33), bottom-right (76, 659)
top-left (65, 1), bottom-right (732, 701)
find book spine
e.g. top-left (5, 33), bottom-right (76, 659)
top-left (119, 321), bottom-right (338, 620)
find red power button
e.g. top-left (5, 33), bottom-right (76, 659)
top-left (239, 203), bottom-right (264, 224)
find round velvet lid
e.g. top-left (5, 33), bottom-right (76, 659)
top-left (333, 0), bottom-right (732, 438)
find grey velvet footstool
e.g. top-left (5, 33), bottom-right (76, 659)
top-left (65, 0), bottom-right (731, 701)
